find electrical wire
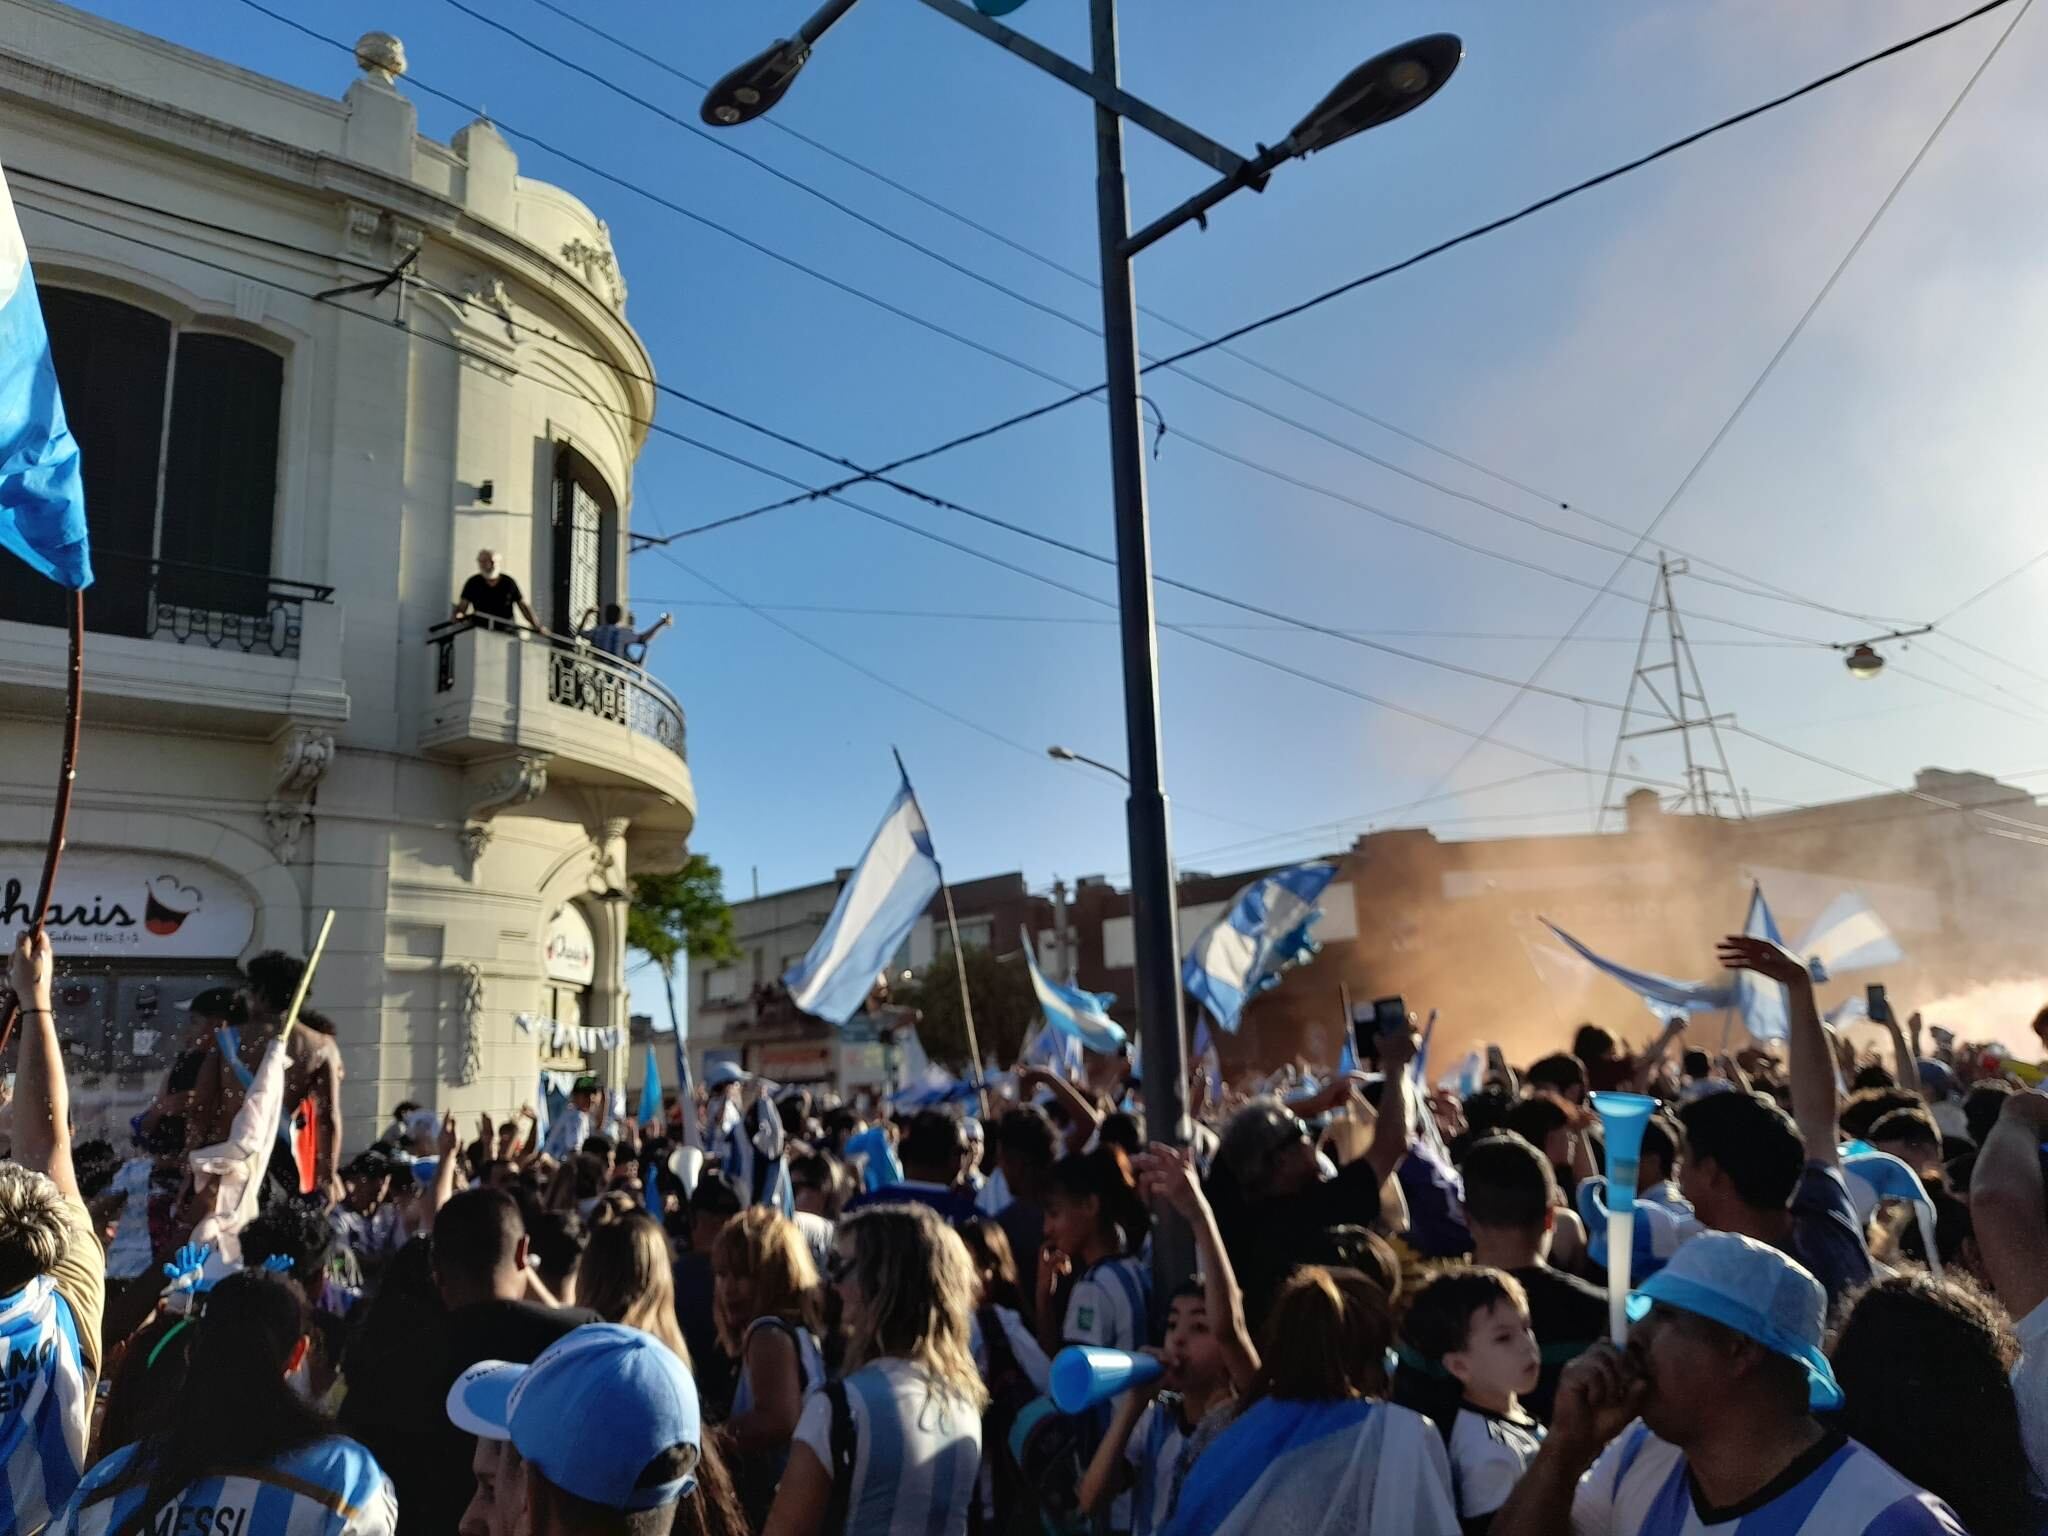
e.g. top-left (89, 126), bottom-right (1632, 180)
top-left (1730, 725), bottom-right (2048, 846)
top-left (1416, 0), bottom-right (2032, 803)
top-left (1932, 542), bottom-right (2048, 624)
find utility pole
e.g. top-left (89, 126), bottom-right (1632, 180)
top-left (1599, 555), bottom-right (1747, 826)
top-left (1052, 876), bottom-right (1074, 983)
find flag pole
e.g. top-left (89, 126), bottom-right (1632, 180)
top-left (0, 591), bottom-right (83, 1059)
top-left (1337, 982), bottom-right (1353, 1069)
top-left (892, 747), bottom-right (986, 1112)
top-left (277, 910), bottom-right (336, 1047)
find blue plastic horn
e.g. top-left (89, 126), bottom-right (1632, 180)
top-left (1589, 1091), bottom-right (1657, 1344)
top-left (1049, 1346), bottom-right (1164, 1414)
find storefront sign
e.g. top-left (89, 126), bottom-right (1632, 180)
top-left (543, 905), bottom-right (596, 985)
top-left (0, 849), bottom-right (254, 958)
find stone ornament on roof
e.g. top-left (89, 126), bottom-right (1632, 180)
top-left (354, 31), bottom-right (407, 84)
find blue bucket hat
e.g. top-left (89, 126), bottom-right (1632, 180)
top-left (447, 1324), bottom-right (701, 1509)
top-left (1625, 1230), bottom-right (1843, 1412)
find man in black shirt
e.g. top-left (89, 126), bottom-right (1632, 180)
top-left (1461, 1130), bottom-right (1609, 1424)
top-left (452, 548), bottom-right (541, 631)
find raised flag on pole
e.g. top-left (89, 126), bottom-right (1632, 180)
top-left (1735, 883), bottom-right (1791, 1043)
top-left (638, 1042), bottom-right (662, 1127)
top-left (782, 774), bottom-right (943, 1025)
top-left (0, 164), bottom-right (89, 589)
top-left (1021, 925), bottom-right (1127, 1054)
top-left (189, 1038), bottom-right (289, 1271)
top-left (1795, 892), bottom-right (1903, 982)
top-left (1184, 862), bottom-right (1338, 1033)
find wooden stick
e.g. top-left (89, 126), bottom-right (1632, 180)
top-left (0, 591), bottom-right (84, 1058)
top-left (278, 910), bottom-right (336, 1046)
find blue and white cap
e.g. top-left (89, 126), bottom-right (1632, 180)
top-left (1625, 1230), bottom-right (1842, 1411)
top-left (446, 1324), bottom-right (701, 1509)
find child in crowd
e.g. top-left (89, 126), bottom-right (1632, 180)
top-left (1077, 1279), bottom-right (1238, 1536)
top-left (713, 1206), bottom-right (827, 1526)
top-left (1036, 1145), bottom-right (1151, 1359)
top-left (1397, 1267), bottom-right (1545, 1534)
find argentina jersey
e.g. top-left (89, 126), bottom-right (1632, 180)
top-left (792, 1358), bottom-right (982, 1536)
top-left (54, 1436), bottom-right (397, 1536)
top-left (1065, 1256), bottom-right (1148, 1353)
top-left (0, 1274), bottom-right (88, 1536)
top-left (1572, 1423), bottom-right (1968, 1535)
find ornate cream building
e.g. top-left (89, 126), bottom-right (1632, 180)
top-left (0, 2), bottom-right (693, 1146)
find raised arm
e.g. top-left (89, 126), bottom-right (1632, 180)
top-left (1630, 1018), bottom-right (1686, 1092)
top-left (1365, 1024), bottom-right (1419, 1185)
top-left (8, 931), bottom-right (75, 1196)
top-left (428, 1111), bottom-right (462, 1222)
top-left (1136, 1143), bottom-right (1258, 1389)
top-left (1018, 1066), bottom-right (1102, 1153)
top-left (1718, 935), bottom-right (1836, 1165)
top-left (1972, 1091), bottom-right (2048, 1322)
top-left (1880, 1004), bottom-right (1916, 1095)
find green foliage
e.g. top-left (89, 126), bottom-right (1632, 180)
top-left (903, 940), bottom-right (1040, 1069)
top-left (626, 855), bottom-right (738, 974)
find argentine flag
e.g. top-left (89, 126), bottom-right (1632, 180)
top-left (1020, 925), bottom-right (1126, 1054)
top-left (1796, 891), bottom-right (1903, 982)
top-left (0, 166), bottom-right (89, 589)
top-left (1539, 917), bottom-right (1734, 1017)
top-left (1735, 883), bottom-right (1791, 1043)
top-left (783, 773), bottom-right (943, 1025)
top-left (1184, 862), bottom-right (1337, 1033)
top-left (637, 1042), bottom-right (662, 1127)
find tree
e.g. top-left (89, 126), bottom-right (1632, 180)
top-left (627, 856), bottom-right (739, 1036)
top-left (903, 942), bottom-right (1040, 1071)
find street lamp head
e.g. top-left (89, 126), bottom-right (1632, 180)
top-left (1289, 33), bottom-right (1463, 156)
top-left (1845, 643), bottom-right (1885, 680)
top-left (1047, 745), bottom-right (1077, 762)
top-left (701, 38), bottom-right (811, 127)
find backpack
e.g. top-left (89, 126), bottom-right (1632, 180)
top-left (974, 1307), bottom-right (1048, 1535)
top-left (823, 1381), bottom-right (857, 1536)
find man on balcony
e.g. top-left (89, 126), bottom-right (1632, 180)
top-left (577, 602), bottom-right (672, 666)
top-left (452, 549), bottom-right (541, 632)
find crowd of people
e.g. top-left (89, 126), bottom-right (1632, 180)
top-left (3, 920), bottom-right (2048, 1534)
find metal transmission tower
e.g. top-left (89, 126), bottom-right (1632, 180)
top-left (1599, 555), bottom-right (1748, 826)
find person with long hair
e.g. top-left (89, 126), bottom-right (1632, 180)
top-left (54, 1270), bottom-right (397, 1534)
top-left (1829, 1272), bottom-right (2045, 1534)
top-left (763, 1205), bottom-right (989, 1536)
top-left (1160, 1265), bottom-right (1458, 1536)
top-left (1034, 1145), bottom-right (1151, 1360)
top-left (580, 1210), bottom-right (693, 1366)
top-left (712, 1207), bottom-right (827, 1524)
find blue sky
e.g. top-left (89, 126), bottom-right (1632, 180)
top-left (57, 0), bottom-right (2048, 1019)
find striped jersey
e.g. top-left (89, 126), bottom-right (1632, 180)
top-left (1572, 1424), bottom-right (1967, 1536)
top-left (1126, 1396), bottom-right (1230, 1536)
top-left (731, 1318), bottom-right (826, 1421)
top-left (52, 1436), bottom-right (396, 1536)
top-left (1447, 1406), bottom-right (1542, 1520)
top-left (0, 1273), bottom-right (89, 1535)
top-left (1063, 1254), bottom-right (1149, 1530)
top-left (792, 1358), bottom-right (982, 1536)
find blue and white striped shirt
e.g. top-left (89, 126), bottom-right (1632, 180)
top-left (0, 1273), bottom-right (89, 1536)
top-left (1572, 1424), bottom-right (1967, 1535)
top-left (53, 1436), bottom-right (397, 1536)
top-left (793, 1359), bottom-right (982, 1536)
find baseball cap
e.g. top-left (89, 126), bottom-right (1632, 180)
top-left (1625, 1230), bottom-right (1842, 1411)
top-left (447, 1325), bottom-right (701, 1509)
top-left (704, 1060), bottom-right (752, 1088)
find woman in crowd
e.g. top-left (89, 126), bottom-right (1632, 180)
top-left (1828, 1272), bottom-right (2044, 1534)
top-left (763, 1204), bottom-right (988, 1536)
top-left (1034, 1145), bottom-right (1151, 1359)
top-left (713, 1206), bottom-right (828, 1524)
top-left (579, 1208), bottom-right (694, 1365)
top-left (1161, 1264), bottom-right (1459, 1536)
top-left (56, 1270), bottom-right (397, 1534)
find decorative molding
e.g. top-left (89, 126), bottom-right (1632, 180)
top-left (341, 202), bottom-right (382, 260)
top-left (390, 219), bottom-right (426, 260)
top-left (461, 753), bottom-right (550, 870)
top-left (561, 221), bottom-right (627, 311)
top-left (458, 273), bottom-right (516, 342)
top-left (452, 961), bottom-right (484, 1086)
top-left (232, 279), bottom-right (270, 325)
top-left (263, 727), bottom-right (334, 864)
top-left (353, 30), bottom-right (408, 84)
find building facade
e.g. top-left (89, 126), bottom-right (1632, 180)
top-left (0, 4), bottom-right (692, 1145)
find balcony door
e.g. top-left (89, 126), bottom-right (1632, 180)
top-left (0, 288), bottom-right (282, 640)
top-left (550, 447), bottom-right (615, 637)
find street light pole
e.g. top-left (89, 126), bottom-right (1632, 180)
top-left (1087, 0), bottom-right (1195, 1294)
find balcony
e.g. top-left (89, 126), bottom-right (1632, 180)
top-left (421, 620), bottom-right (696, 835)
top-left (0, 551), bottom-right (348, 731)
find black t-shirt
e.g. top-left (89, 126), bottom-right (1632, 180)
top-left (1209, 1158), bottom-right (1382, 1334)
top-left (1510, 1262), bottom-right (1608, 1425)
top-left (460, 572), bottom-right (522, 622)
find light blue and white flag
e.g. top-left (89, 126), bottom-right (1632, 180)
top-left (1796, 892), bottom-right (1904, 982)
top-left (1020, 1015), bottom-right (1086, 1080)
top-left (637, 1042), bottom-right (662, 1127)
top-left (1020, 925), bottom-right (1126, 1053)
top-left (1184, 862), bottom-right (1338, 1033)
top-left (1161, 1398), bottom-right (1457, 1536)
top-left (1337, 1033), bottom-right (1358, 1077)
top-left (0, 166), bottom-right (89, 590)
top-left (667, 1001), bottom-right (701, 1150)
top-left (1736, 883), bottom-right (1791, 1043)
top-left (783, 773), bottom-right (943, 1025)
top-left (1540, 918), bottom-right (1734, 1016)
